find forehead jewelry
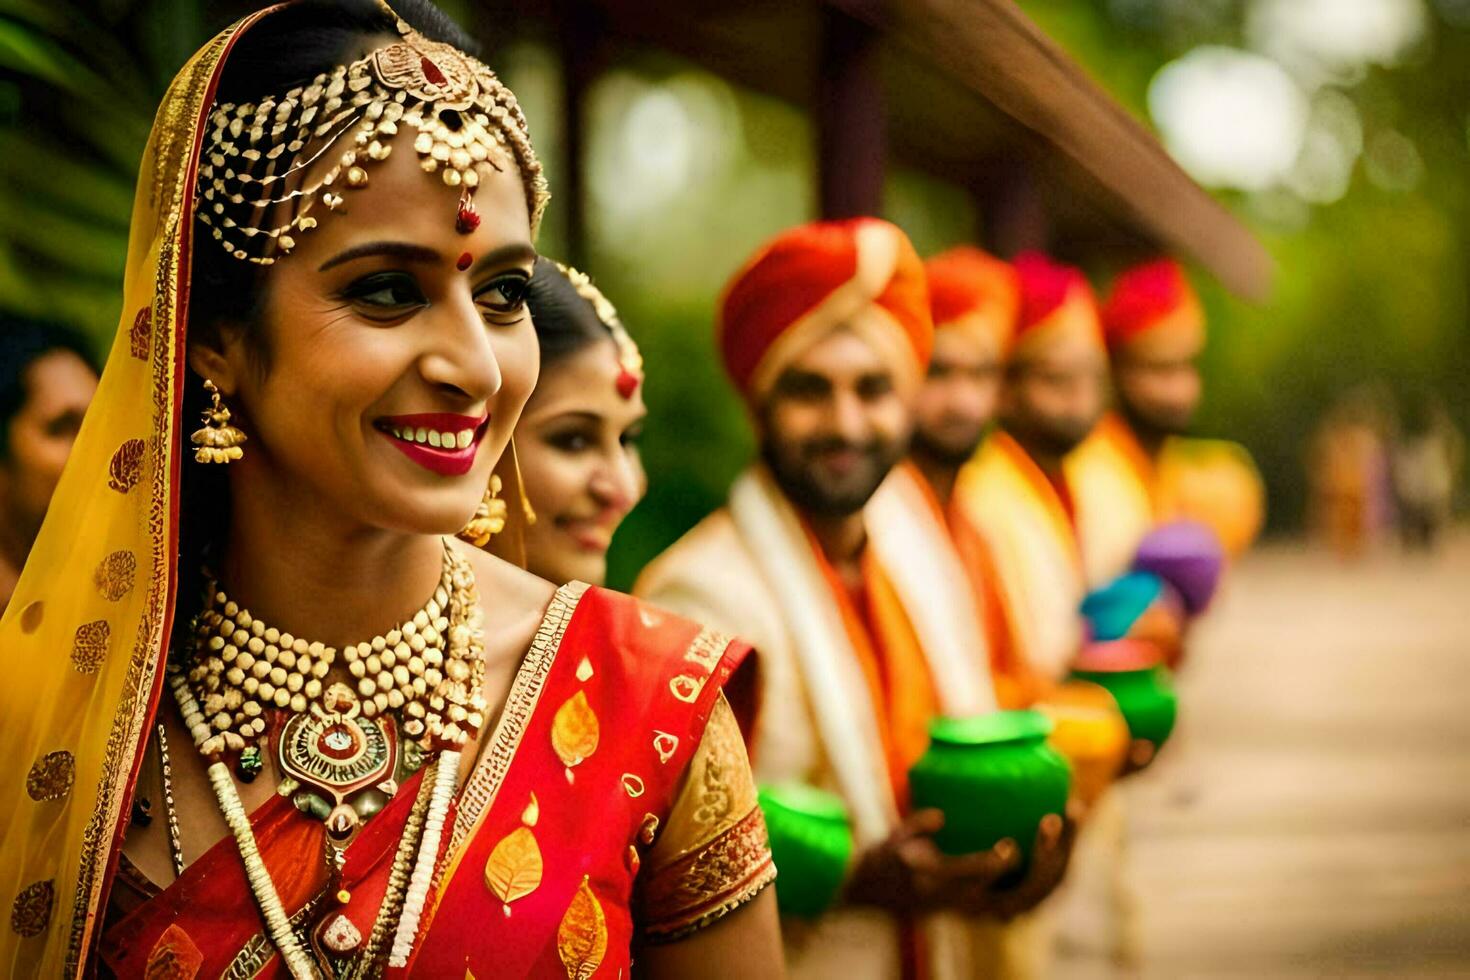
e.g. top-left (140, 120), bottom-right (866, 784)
top-left (196, 14), bottom-right (548, 265)
top-left (456, 251), bottom-right (473, 271)
top-left (557, 263), bottom-right (644, 399)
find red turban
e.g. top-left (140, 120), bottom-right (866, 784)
top-left (1101, 258), bottom-right (1205, 360)
top-left (1010, 251), bottom-right (1103, 362)
top-left (924, 246), bottom-right (1019, 359)
top-left (718, 218), bottom-right (933, 401)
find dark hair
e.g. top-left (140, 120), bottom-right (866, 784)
top-left (177, 0), bottom-right (481, 642)
top-left (525, 257), bottom-right (620, 368)
top-left (0, 315), bottom-right (96, 459)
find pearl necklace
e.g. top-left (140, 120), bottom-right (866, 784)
top-left (186, 544), bottom-right (488, 768)
top-left (170, 540), bottom-right (484, 977)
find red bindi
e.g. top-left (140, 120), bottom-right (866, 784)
top-left (456, 252), bottom-right (473, 271)
top-left (616, 369), bottom-right (641, 400)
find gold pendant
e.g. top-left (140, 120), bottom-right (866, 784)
top-left (277, 684), bottom-right (398, 843)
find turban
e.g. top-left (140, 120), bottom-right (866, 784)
top-left (1101, 258), bottom-right (1205, 361)
top-left (1010, 251), bottom-right (1104, 363)
top-left (923, 246), bottom-right (1019, 360)
top-left (718, 218), bottom-right (933, 402)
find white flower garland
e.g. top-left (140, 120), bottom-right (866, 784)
top-left (387, 748), bottom-right (459, 967)
top-left (172, 673), bottom-right (322, 980)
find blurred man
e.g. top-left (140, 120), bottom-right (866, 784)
top-left (0, 316), bottom-right (98, 613)
top-left (638, 220), bottom-right (1072, 979)
top-left (952, 256), bottom-right (1143, 969)
top-left (1075, 258), bottom-right (1264, 573)
top-left (872, 246), bottom-right (1037, 707)
top-left (953, 253), bottom-right (1108, 685)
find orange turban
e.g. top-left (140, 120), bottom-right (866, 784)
top-left (1010, 251), bottom-right (1103, 362)
top-left (1101, 258), bottom-right (1205, 361)
top-left (924, 246), bottom-right (1019, 360)
top-left (718, 218), bottom-right (933, 401)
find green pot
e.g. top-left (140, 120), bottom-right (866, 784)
top-left (757, 782), bottom-right (853, 918)
top-left (1070, 665), bottom-right (1178, 750)
top-left (908, 710), bottom-right (1071, 859)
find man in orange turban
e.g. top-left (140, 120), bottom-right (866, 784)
top-left (953, 252), bottom-right (1108, 682)
top-left (639, 220), bottom-right (1072, 980)
top-left (1083, 258), bottom-right (1265, 561)
top-left (870, 247), bottom-right (1034, 706)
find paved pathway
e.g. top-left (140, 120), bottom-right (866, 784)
top-left (1064, 532), bottom-right (1470, 978)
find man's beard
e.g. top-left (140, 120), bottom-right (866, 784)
top-left (1119, 395), bottom-right (1193, 443)
top-left (1004, 413), bottom-right (1096, 460)
top-left (761, 434), bottom-right (907, 518)
top-left (910, 420), bottom-right (989, 469)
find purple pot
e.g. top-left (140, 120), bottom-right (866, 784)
top-left (1131, 520), bottom-right (1224, 615)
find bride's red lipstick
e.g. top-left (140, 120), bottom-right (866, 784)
top-left (375, 412), bottom-right (489, 477)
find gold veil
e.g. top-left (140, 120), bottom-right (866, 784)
top-left (0, 9), bottom-right (277, 974)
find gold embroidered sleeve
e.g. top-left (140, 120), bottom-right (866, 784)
top-left (637, 694), bottom-right (776, 942)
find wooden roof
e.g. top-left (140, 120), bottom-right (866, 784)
top-left (544, 0), bottom-right (1272, 299)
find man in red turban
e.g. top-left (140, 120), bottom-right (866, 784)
top-left (639, 219), bottom-right (1072, 979)
top-left (1080, 258), bottom-right (1264, 566)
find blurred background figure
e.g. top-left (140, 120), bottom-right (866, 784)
top-left (1392, 391), bottom-right (1463, 553)
top-left (0, 316), bottom-right (98, 613)
top-left (495, 258), bottom-right (648, 586)
top-left (1308, 385), bottom-right (1396, 559)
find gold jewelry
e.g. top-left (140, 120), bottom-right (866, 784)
top-left (156, 723), bottom-right (185, 879)
top-left (457, 474), bottom-right (508, 547)
top-left (191, 379), bottom-right (247, 464)
top-left (170, 541), bottom-right (484, 975)
top-left (196, 13), bottom-right (548, 266)
top-left (184, 543), bottom-right (485, 757)
top-left (556, 262), bottom-right (644, 398)
top-left (510, 435), bottom-right (537, 526)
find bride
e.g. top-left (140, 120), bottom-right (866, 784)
top-left (0, 1), bottom-right (781, 976)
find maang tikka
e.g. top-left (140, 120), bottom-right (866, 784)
top-left (195, 10), bottom-right (549, 266)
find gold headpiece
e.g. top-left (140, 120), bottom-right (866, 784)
top-left (556, 262), bottom-right (645, 398)
top-left (196, 15), bottom-right (549, 265)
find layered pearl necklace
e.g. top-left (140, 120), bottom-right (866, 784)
top-left (168, 540), bottom-right (484, 979)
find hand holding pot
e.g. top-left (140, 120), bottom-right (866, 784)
top-left (844, 808), bottom-right (1022, 913)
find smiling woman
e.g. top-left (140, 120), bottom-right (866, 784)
top-left (491, 258), bottom-right (649, 587)
top-left (0, 2), bottom-right (780, 977)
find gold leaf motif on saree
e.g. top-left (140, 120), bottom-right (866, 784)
top-left (522, 792), bottom-right (540, 827)
top-left (652, 731), bottom-right (678, 765)
top-left (26, 750), bottom-right (75, 802)
top-left (668, 674), bottom-right (703, 704)
top-left (94, 550), bottom-right (138, 601)
top-left (9, 879), bottom-right (53, 937)
top-left (19, 600), bottom-right (43, 633)
top-left (108, 439), bottom-right (146, 494)
top-left (71, 620), bottom-right (112, 674)
top-left (129, 306), bottom-right (152, 361)
top-left (556, 876), bottom-right (607, 980)
top-left (484, 826), bottom-right (543, 913)
top-left (550, 690), bottom-right (599, 769)
top-left (143, 922), bottom-right (204, 979)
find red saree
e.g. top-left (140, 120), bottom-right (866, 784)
top-left (101, 583), bottom-right (772, 977)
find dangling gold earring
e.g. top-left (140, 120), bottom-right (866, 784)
top-left (458, 474), bottom-right (508, 547)
top-left (191, 379), bottom-right (247, 464)
top-left (510, 436), bottom-right (537, 527)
